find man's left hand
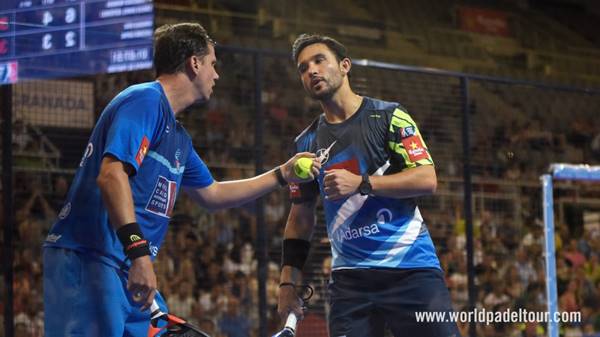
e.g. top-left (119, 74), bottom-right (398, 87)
top-left (323, 169), bottom-right (362, 200)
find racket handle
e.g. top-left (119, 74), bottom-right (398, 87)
top-left (150, 300), bottom-right (162, 320)
top-left (284, 313), bottom-right (297, 331)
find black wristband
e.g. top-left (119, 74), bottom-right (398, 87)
top-left (282, 238), bottom-right (311, 271)
top-left (279, 282), bottom-right (296, 289)
top-left (274, 166), bottom-right (288, 187)
top-left (116, 222), bottom-right (150, 260)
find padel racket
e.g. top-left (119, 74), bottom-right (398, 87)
top-left (147, 300), bottom-right (211, 337)
top-left (272, 313), bottom-right (298, 337)
top-left (272, 284), bottom-right (314, 337)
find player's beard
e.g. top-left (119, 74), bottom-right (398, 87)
top-left (307, 76), bottom-right (343, 101)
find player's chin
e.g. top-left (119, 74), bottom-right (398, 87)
top-left (309, 87), bottom-right (333, 100)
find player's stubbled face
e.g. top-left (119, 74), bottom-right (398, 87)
top-left (297, 43), bottom-right (344, 101)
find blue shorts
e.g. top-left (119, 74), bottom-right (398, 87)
top-left (328, 268), bottom-right (460, 337)
top-left (43, 247), bottom-right (167, 337)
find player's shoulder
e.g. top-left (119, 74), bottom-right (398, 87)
top-left (294, 115), bottom-right (321, 147)
top-left (365, 97), bottom-right (420, 128)
top-left (105, 81), bottom-right (167, 122)
top-left (117, 81), bottom-right (163, 104)
top-left (364, 96), bottom-right (407, 115)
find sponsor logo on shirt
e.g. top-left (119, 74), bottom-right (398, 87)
top-left (289, 182), bottom-right (301, 198)
top-left (400, 126), bottom-right (416, 138)
top-left (376, 208), bottom-right (393, 223)
top-left (145, 175), bottom-right (177, 218)
top-left (334, 208), bottom-right (392, 242)
top-left (335, 223), bottom-right (381, 242)
top-left (175, 148), bottom-right (181, 170)
top-left (135, 136), bottom-right (150, 166)
top-left (402, 135), bottom-right (428, 162)
top-left (79, 143), bottom-right (93, 167)
top-left (58, 202), bottom-right (71, 219)
top-left (149, 242), bottom-right (159, 256)
top-left (45, 233), bottom-right (62, 243)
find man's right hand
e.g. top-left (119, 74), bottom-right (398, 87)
top-left (127, 255), bottom-right (157, 311)
top-left (277, 284), bottom-right (304, 321)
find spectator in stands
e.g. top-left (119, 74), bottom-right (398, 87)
top-left (483, 281), bottom-right (511, 309)
top-left (265, 192), bottom-right (285, 234)
top-left (560, 279), bottom-right (581, 313)
top-left (579, 231), bottom-right (594, 258)
top-left (584, 253), bottom-right (600, 284)
top-left (564, 238), bottom-right (587, 268)
top-left (504, 265), bottom-right (525, 300)
top-left (12, 120), bottom-right (32, 153)
top-left (49, 175), bottom-right (69, 212)
top-left (167, 280), bottom-right (196, 317)
top-left (514, 247), bottom-right (538, 288)
top-left (218, 296), bottom-right (251, 337)
top-left (198, 317), bottom-right (223, 337)
top-left (13, 296), bottom-right (43, 337)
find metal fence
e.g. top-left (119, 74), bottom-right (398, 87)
top-left (2, 47), bottom-right (600, 337)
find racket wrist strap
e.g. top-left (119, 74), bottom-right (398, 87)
top-left (117, 222), bottom-right (150, 260)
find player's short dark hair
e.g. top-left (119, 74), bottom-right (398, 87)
top-left (153, 23), bottom-right (215, 76)
top-left (292, 33), bottom-right (348, 63)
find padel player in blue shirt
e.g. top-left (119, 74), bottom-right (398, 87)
top-left (42, 23), bottom-right (320, 337)
top-left (277, 34), bottom-right (460, 337)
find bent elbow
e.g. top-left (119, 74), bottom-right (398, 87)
top-left (425, 167), bottom-right (437, 194)
top-left (96, 169), bottom-right (123, 192)
top-left (429, 178), bottom-right (438, 194)
top-left (96, 172), bottom-right (108, 191)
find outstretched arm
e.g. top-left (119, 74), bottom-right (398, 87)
top-left (184, 152), bottom-right (320, 211)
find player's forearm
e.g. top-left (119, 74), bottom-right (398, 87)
top-left (280, 265), bottom-right (304, 285)
top-left (204, 169), bottom-right (282, 210)
top-left (97, 168), bottom-right (136, 229)
top-left (284, 201), bottom-right (316, 240)
top-left (370, 165), bottom-right (437, 198)
top-left (280, 202), bottom-right (316, 284)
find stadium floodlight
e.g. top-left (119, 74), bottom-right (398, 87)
top-left (541, 164), bottom-right (600, 337)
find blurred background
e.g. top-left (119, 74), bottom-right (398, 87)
top-left (2, 0), bottom-right (600, 336)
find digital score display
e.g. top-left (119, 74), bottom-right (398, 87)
top-left (0, 0), bottom-right (154, 84)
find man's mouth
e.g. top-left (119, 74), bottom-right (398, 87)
top-left (311, 78), bottom-right (324, 89)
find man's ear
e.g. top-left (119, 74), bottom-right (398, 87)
top-left (185, 56), bottom-right (200, 77)
top-left (340, 57), bottom-right (352, 76)
top-left (191, 55), bottom-right (200, 71)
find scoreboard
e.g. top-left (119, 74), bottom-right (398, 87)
top-left (0, 0), bottom-right (154, 84)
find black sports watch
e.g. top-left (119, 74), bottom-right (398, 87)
top-left (358, 174), bottom-right (372, 196)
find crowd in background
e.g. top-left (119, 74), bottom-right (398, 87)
top-left (4, 171), bottom-right (600, 337)
top-left (1, 53), bottom-right (600, 337)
